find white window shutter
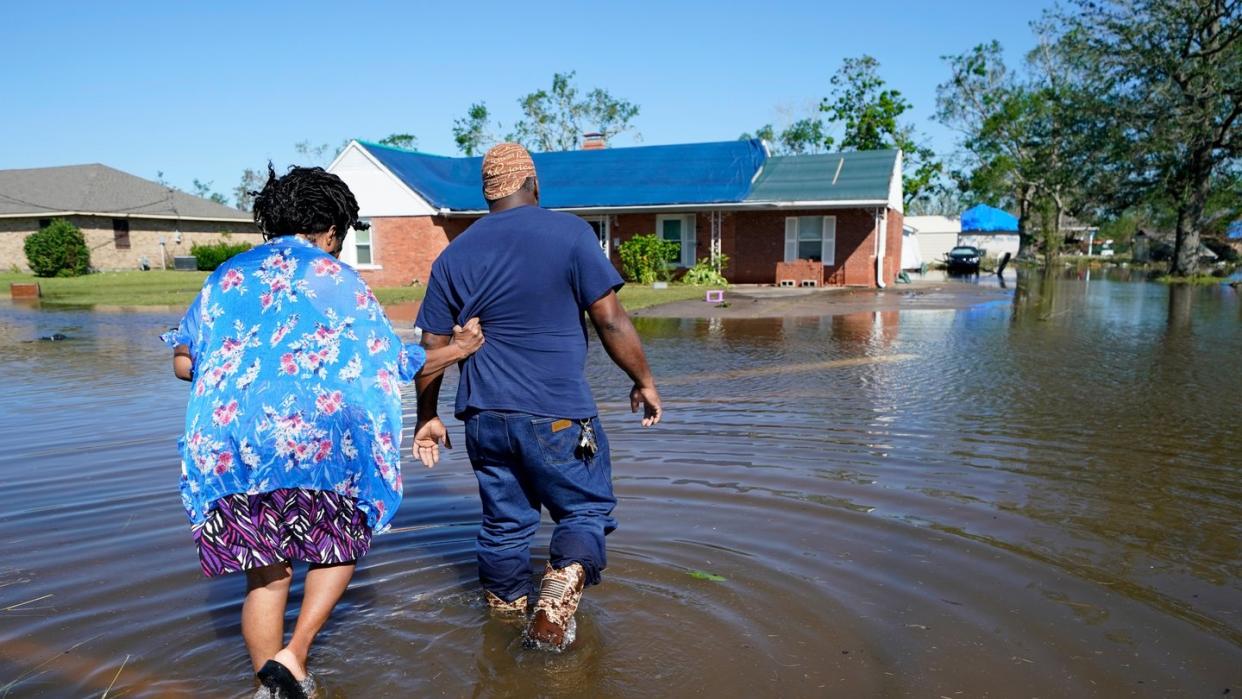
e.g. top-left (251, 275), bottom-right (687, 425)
top-left (684, 214), bottom-right (697, 266)
top-left (822, 216), bottom-right (837, 266)
top-left (784, 218), bottom-right (798, 262)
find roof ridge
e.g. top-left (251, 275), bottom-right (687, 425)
top-left (358, 137), bottom-right (766, 160)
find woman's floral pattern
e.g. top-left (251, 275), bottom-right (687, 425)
top-left (162, 236), bottom-right (424, 532)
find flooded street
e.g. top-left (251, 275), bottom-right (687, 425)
top-left (1, 273), bottom-right (1239, 697)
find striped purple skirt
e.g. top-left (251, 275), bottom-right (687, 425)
top-left (193, 488), bottom-right (372, 577)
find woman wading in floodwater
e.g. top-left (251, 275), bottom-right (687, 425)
top-left (162, 166), bottom-right (483, 698)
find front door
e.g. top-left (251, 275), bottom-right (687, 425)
top-left (583, 216), bottom-right (609, 257)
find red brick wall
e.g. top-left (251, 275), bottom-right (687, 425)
top-left (359, 215), bottom-right (474, 288)
top-left (730, 208), bottom-right (886, 286)
top-left (885, 209), bottom-right (904, 285)
top-left (361, 208), bottom-right (901, 289)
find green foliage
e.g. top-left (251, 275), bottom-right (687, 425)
top-left (741, 120), bottom-right (828, 156)
top-left (191, 178), bottom-right (229, 205)
top-left (293, 140), bottom-right (348, 166)
top-left (24, 219), bottom-right (90, 277)
top-left (190, 240), bottom-right (252, 271)
top-left (455, 71), bottom-right (641, 154)
top-left (821, 55), bottom-right (942, 207)
top-left (234, 167), bottom-right (265, 212)
top-left (378, 133), bottom-right (418, 150)
top-left (618, 234), bottom-right (679, 284)
top-left (681, 256), bottom-right (730, 286)
top-left (1050, 0), bottom-right (1241, 276)
top-left (936, 39), bottom-right (1096, 259)
top-left (453, 103), bottom-right (495, 156)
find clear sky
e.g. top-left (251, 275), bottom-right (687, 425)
top-left (1, 0), bottom-right (1057, 203)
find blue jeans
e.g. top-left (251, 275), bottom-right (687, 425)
top-left (464, 410), bottom-right (617, 603)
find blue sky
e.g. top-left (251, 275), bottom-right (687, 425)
top-left (1, 0), bottom-right (1055, 203)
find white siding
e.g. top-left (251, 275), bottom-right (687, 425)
top-left (958, 233), bottom-right (1020, 258)
top-left (327, 142), bottom-right (436, 217)
top-left (905, 215), bottom-right (961, 265)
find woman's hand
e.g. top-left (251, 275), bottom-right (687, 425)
top-left (172, 345), bottom-right (194, 382)
top-left (451, 317), bottom-right (484, 357)
top-left (413, 417), bottom-right (451, 468)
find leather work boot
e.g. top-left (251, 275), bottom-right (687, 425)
top-left (484, 590), bottom-right (528, 616)
top-left (524, 562), bottom-right (586, 651)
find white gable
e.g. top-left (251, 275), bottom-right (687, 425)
top-left (888, 150), bottom-right (904, 213)
top-left (327, 141), bottom-right (435, 217)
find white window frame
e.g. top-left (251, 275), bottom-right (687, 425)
top-left (582, 215), bottom-right (610, 257)
top-left (656, 213), bottom-right (697, 268)
top-left (343, 218), bottom-right (381, 270)
top-left (784, 215), bottom-right (836, 266)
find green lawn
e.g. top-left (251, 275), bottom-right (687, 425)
top-left (617, 284), bottom-right (708, 310)
top-left (2, 271), bottom-right (707, 311)
top-left (0, 270), bottom-right (210, 307)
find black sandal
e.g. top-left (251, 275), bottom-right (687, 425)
top-left (256, 659), bottom-right (308, 699)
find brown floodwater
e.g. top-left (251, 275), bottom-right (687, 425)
top-left (1, 271), bottom-right (1239, 697)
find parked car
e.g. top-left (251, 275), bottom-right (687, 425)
top-left (945, 245), bottom-right (982, 273)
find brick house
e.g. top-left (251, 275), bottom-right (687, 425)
top-left (0, 164), bottom-right (259, 272)
top-left (327, 139), bottom-right (903, 288)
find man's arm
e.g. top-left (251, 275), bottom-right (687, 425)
top-left (587, 290), bottom-right (662, 427)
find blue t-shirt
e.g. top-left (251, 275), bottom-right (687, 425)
top-left (416, 205), bottom-right (624, 419)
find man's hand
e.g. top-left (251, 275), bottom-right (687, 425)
top-left (413, 417), bottom-right (451, 468)
top-left (630, 383), bottom-right (663, 427)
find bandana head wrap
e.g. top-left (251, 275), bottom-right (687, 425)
top-left (481, 143), bottom-right (536, 201)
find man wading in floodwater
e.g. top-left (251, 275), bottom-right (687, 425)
top-left (413, 142), bottom-right (662, 650)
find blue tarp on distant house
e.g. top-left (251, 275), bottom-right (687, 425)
top-left (961, 204), bottom-right (1019, 232)
top-left (1227, 220), bottom-right (1242, 240)
top-left (358, 139), bottom-right (769, 211)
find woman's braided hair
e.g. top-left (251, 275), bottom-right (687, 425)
top-left (251, 164), bottom-right (368, 241)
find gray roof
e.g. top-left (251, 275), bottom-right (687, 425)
top-left (747, 150), bottom-right (898, 204)
top-left (0, 164), bottom-right (252, 221)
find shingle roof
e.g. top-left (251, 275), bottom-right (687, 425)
top-left (358, 139), bottom-right (768, 211)
top-left (0, 164), bottom-right (252, 221)
top-left (746, 150), bottom-right (898, 204)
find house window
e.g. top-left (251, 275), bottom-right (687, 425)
top-left (38, 219), bottom-right (51, 230)
top-left (354, 224), bottom-right (372, 265)
top-left (657, 214), bottom-right (696, 267)
top-left (784, 216), bottom-right (836, 265)
top-left (583, 216), bottom-right (609, 256)
top-left (112, 219), bottom-right (131, 249)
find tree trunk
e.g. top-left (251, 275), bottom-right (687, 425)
top-left (1171, 153), bottom-right (1215, 276)
top-left (1016, 187), bottom-right (1036, 261)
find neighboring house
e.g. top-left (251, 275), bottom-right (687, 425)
top-left (326, 139), bottom-right (904, 288)
top-left (1227, 221), bottom-right (1242, 256)
top-left (1133, 229), bottom-right (1220, 263)
top-left (957, 204), bottom-right (1020, 258)
top-left (903, 215), bottom-right (960, 268)
top-left (0, 164), bottom-right (259, 272)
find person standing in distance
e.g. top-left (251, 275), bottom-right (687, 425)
top-left (413, 142), bottom-right (662, 650)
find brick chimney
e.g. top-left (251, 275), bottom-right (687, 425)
top-left (582, 132), bottom-right (606, 150)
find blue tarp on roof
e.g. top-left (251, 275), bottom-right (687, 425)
top-left (961, 204), bottom-right (1019, 232)
top-left (1227, 220), bottom-right (1242, 240)
top-left (358, 139), bottom-right (768, 211)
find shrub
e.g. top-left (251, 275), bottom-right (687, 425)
top-left (681, 255), bottom-right (730, 286)
top-left (24, 218), bottom-right (91, 277)
top-left (191, 240), bottom-right (253, 271)
top-left (618, 234), bottom-right (680, 284)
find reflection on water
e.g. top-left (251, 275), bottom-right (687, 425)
top-left (0, 274), bottom-right (1239, 697)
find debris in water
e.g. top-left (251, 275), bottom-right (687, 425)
top-left (688, 570), bottom-right (727, 582)
top-left (3, 593), bottom-right (53, 611)
top-left (101, 654), bottom-right (130, 698)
